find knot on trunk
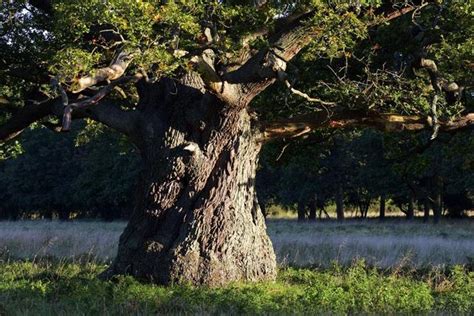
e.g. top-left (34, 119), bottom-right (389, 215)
top-left (258, 48), bottom-right (287, 79)
top-left (179, 142), bottom-right (206, 179)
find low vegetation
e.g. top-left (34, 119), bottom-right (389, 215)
top-left (0, 219), bottom-right (472, 314)
top-left (0, 260), bottom-right (472, 315)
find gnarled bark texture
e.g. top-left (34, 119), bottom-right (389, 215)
top-left (104, 76), bottom-right (276, 286)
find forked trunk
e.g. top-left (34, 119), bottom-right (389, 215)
top-left (103, 78), bottom-right (276, 286)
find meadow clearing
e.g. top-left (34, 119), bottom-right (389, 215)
top-left (1, 219), bottom-right (473, 269)
top-left (0, 218), bottom-right (473, 315)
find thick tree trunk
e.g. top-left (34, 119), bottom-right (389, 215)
top-left (103, 79), bottom-right (276, 286)
top-left (433, 176), bottom-right (443, 224)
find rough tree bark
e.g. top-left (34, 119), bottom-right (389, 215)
top-left (97, 76), bottom-right (277, 286)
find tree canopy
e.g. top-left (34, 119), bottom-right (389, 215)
top-left (1, 0), bottom-right (472, 142)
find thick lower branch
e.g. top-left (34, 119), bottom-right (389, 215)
top-left (261, 110), bottom-right (474, 140)
top-left (0, 97), bottom-right (139, 142)
top-left (86, 101), bottom-right (140, 137)
top-left (61, 74), bottom-right (143, 132)
top-left (0, 100), bottom-right (55, 142)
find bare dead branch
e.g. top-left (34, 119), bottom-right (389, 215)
top-left (72, 50), bottom-right (136, 93)
top-left (69, 74), bottom-right (142, 110)
top-left (51, 78), bottom-right (69, 108)
top-left (282, 76), bottom-right (336, 106)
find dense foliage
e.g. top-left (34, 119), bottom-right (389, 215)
top-left (258, 129), bottom-right (473, 220)
top-left (0, 123), bottom-right (140, 220)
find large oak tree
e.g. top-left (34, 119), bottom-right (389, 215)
top-left (1, 0), bottom-right (472, 285)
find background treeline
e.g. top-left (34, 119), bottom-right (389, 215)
top-left (257, 129), bottom-right (473, 222)
top-left (0, 123), bottom-right (141, 220)
top-left (0, 123), bottom-right (472, 221)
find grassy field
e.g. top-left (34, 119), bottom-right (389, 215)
top-left (1, 261), bottom-right (472, 315)
top-left (1, 219), bottom-right (473, 268)
top-left (0, 219), bottom-right (473, 315)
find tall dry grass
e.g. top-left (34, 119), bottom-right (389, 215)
top-left (0, 219), bottom-right (473, 269)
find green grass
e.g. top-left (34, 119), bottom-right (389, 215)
top-left (0, 260), bottom-right (472, 315)
top-left (1, 220), bottom-right (473, 314)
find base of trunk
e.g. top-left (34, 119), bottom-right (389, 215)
top-left (103, 109), bottom-right (277, 286)
top-left (102, 208), bottom-right (276, 286)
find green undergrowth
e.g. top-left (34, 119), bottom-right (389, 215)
top-left (0, 260), bottom-right (472, 315)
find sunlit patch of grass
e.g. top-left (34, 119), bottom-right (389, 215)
top-left (0, 260), bottom-right (472, 315)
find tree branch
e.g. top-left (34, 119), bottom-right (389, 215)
top-left (235, 8), bottom-right (314, 66)
top-left (224, 2), bottom-right (431, 105)
top-left (225, 10), bottom-right (317, 84)
top-left (373, 0), bottom-right (435, 23)
top-left (0, 89), bottom-right (141, 144)
top-left (71, 50), bottom-right (136, 93)
top-left (261, 110), bottom-right (474, 141)
top-left (59, 74), bottom-right (143, 131)
top-left (281, 75), bottom-right (336, 106)
top-left (0, 99), bottom-right (55, 143)
top-left (85, 100), bottom-right (140, 137)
